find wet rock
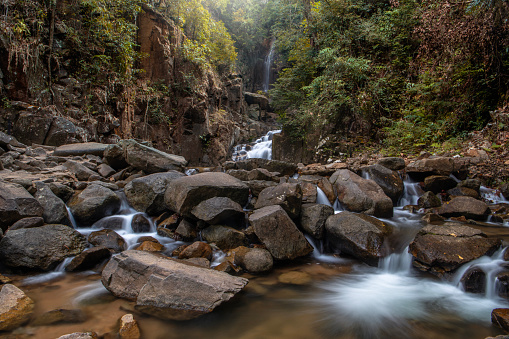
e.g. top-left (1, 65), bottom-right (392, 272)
top-left (421, 213), bottom-right (445, 223)
top-left (458, 178), bottom-right (481, 193)
top-left (329, 169), bottom-right (393, 218)
top-left (191, 197), bottom-right (245, 226)
top-left (245, 180), bottom-right (278, 197)
top-left (244, 92), bottom-right (270, 110)
top-left (299, 203), bottom-right (334, 239)
top-left (34, 182), bottom-right (71, 225)
top-left (174, 219), bottom-right (197, 241)
top-left (120, 139), bottom-right (187, 173)
top-left (63, 160), bottom-right (99, 181)
top-left (0, 284), bottom-right (34, 331)
top-left (124, 171), bottom-right (185, 215)
top-left (57, 332), bottom-right (99, 339)
top-left (8, 217), bottom-right (44, 231)
top-left (135, 241), bottom-right (164, 252)
top-left (231, 246), bottom-right (273, 273)
top-left (423, 175), bottom-right (457, 194)
top-left (361, 164), bottom-right (404, 203)
top-left (131, 214), bottom-right (152, 233)
top-left (101, 250), bottom-right (248, 320)
top-left (406, 157), bottom-right (467, 180)
top-left (119, 314), bottom-right (141, 339)
top-left (377, 157), bottom-right (406, 171)
top-left (92, 216), bottom-right (125, 230)
top-left (54, 142), bottom-right (108, 157)
top-left (65, 246), bottom-right (111, 272)
top-left (418, 191), bottom-right (442, 209)
top-left (32, 308), bottom-right (86, 326)
top-left (447, 186), bottom-right (479, 199)
top-left (0, 181), bottom-right (43, 232)
top-left (492, 308), bottom-right (509, 333)
top-left (249, 205), bottom-right (312, 260)
top-left (0, 224), bottom-right (86, 270)
top-left (45, 117), bottom-right (77, 146)
top-left (68, 184), bottom-right (121, 226)
top-left (254, 183), bottom-right (303, 219)
top-left (201, 225), bottom-right (248, 251)
top-left (409, 224), bottom-right (501, 276)
top-left (325, 212), bottom-right (394, 266)
top-left (460, 267), bottom-right (485, 293)
top-left (88, 229), bottom-right (127, 253)
top-left (178, 241), bottom-right (212, 260)
top-left (164, 172), bottom-right (249, 217)
top-left (438, 196), bottom-right (491, 220)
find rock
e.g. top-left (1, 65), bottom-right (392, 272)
top-left (135, 241), bottom-right (164, 252)
top-left (361, 164), bottom-right (404, 203)
top-left (103, 144), bottom-right (128, 170)
top-left (459, 267), bottom-right (485, 293)
top-left (97, 163), bottom-right (116, 178)
top-left (235, 158), bottom-right (297, 176)
top-left (8, 217), bottom-right (44, 231)
top-left (447, 186), bottom-right (479, 199)
top-left (201, 225), bottom-right (248, 250)
top-left (119, 314), bottom-right (141, 339)
top-left (65, 246), bottom-right (112, 272)
top-left (34, 182), bottom-right (70, 225)
top-left (377, 157), bottom-right (406, 171)
top-left (247, 168), bottom-right (275, 181)
top-left (68, 184), bottom-right (121, 226)
top-left (421, 212), bottom-right (445, 223)
top-left (174, 219), bottom-right (197, 241)
top-left (231, 246), bottom-right (273, 273)
top-left (44, 117), bottom-right (77, 146)
top-left (299, 203), bottom-right (334, 239)
top-left (124, 171), bottom-right (185, 215)
top-left (492, 309), bottom-right (509, 332)
top-left (325, 212), bottom-right (394, 266)
top-left (101, 250), bottom-right (248, 320)
top-left (245, 180), bottom-right (278, 197)
top-left (92, 216), bottom-right (125, 230)
top-left (164, 172), bottom-right (249, 217)
top-left (406, 156), bottom-right (467, 180)
top-left (458, 178), bottom-right (481, 192)
top-left (32, 308), bottom-right (86, 326)
top-left (300, 182), bottom-right (317, 204)
top-left (423, 175), bottom-right (457, 194)
top-left (244, 92), bottom-right (270, 111)
top-left (0, 284), bottom-right (34, 331)
top-left (63, 160), bottom-right (99, 181)
top-left (409, 224), bottom-right (501, 276)
top-left (254, 183), bottom-right (303, 219)
top-left (178, 241), bottom-right (212, 260)
top-left (249, 205), bottom-right (312, 260)
top-left (191, 197), bottom-right (245, 226)
top-left (329, 169), bottom-right (393, 218)
top-left (278, 271), bottom-right (312, 285)
top-left (131, 214), bottom-right (152, 233)
top-left (0, 224), bottom-right (86, 270)
top-left (438, 196), bottom-right (491, 220)
top-left (48, 182), bottom-right (75, 202)
top-left (120, 139), bottom-right (187, 173)
top-left (88, 229), bottom-right (127, 253)
top-left (418, 191), bottom-right (442, 209)
top-left (54, 142), bottom-right (108, 157)
top-left (13, 112), bottom-right (53, 145)
top-left (226, 169), bottom-right (250, 181)
top-left (0, 181), bottom-right (43, 232)
top-left (57, 332), bottom-right (99, 339)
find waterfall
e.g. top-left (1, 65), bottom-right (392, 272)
top-left (232, 130), bottom-right (281, 161)
top-left (398, 177), bottom-right (423, 207)
top-left (316, 187), bottom-right (332, 207)
top-left (263, 40), bottom-right (276, 92)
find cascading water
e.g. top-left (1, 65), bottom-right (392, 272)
top-left (316, 186), bottom-right (332, 207)
top-left (398, 176), bottom-right (423, 207)
top-left (263, 40), bottom-right (276, 92)
top-left (232, 130), bottom-right (281, 161)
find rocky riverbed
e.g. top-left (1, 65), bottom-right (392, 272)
top-left (1, 131), bottom-right (509, 338)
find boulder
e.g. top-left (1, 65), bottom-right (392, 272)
top-left (103, 144), bottom-right (128, 170)
top-left (135, 241), bottom-right (164, 252)
top-left (53, 142), bottom-right (108, 157)
top-left (68, 184), bottom-right (121, 226)
top-left (299, 203), bottom-right (334, 239)
top-left (245, 180), bottom-right (278, 197)
top-left (417, 191), bottom-right (442, 209)
top-left (34, 182), bottom-right (70, 225)
top-left (235, 158), bottom-right (297, 176)
top-left (63, 160), bottom-right (99, 181)
top-left (8, 217), bottom-right (44, 231)
top-left (423, 175), bottom-right (457, 194)
top-left (329, 169), bottom-right (393, 218)
top-left (178, 241), bottom-right (212, 260)
top-left (124, 171), bottom-right (185, 215)
top-left (101, 250), bottom-right (248, 320)
top-left (48, 182), bottom-right (75, 202)
top-left (406, 157), bottom-right (468, 180)
top-left (164, 172), bottom-right (249, 217)
top-left (97, 163), bottom-right (116, 178)
top-left (247, 168), bottom-right (275, 181)
top-left (191, 197), bottom-right (245, 226)
top-left (361, 164), bottom-right (404, 203)
top-left (226, 169), bottom-right (250, 181)
top-left (0, 181), bottom-right (43, 232)
top-left (377, 157), bottom-right (406, 171)
top-left (409, 224), bottom-right (501, 276)
top-left (244, 92), bottom-right (270, 111)
top-left (254, 183), bottom-right (303, 219)
top-left (201, 225), bottom-right (248, 250)
top-left (119, 314), bottom-right (141, 339)
top-left (92, 216), bottom-right (125, 230)
top-left (438, 196), bottom-right (491, 220)
top-left (325, 212), bottom-right (394, 266)
top-left (131, 214), bottom-right (152, 233)
top-left (0, 224), bottom-right (87, 270)
top-left (44, 117), bottom-right (77, 146)
top-left (0, 284), bottom-right (34, 331)
top-left (120, 139), bottom-right (187, 173)
top-left (248, 205), bottom-right (312, 260)
top-left (13, 112), bottom-right (53, 145)
top-left (492, 308), bottom-right (509, 333)
top-left (88, 229), bottom-right (127, 253)
top-left (65, 246), bottom-right (112, 272)
top-left (447, 186), bottom-right (479, 199)
top-left (230, 246), bottom-right (273, 274)
top-left (300, 182), bottom-right (317, 204)
top-left (174, 219), bottom-right (197, 241)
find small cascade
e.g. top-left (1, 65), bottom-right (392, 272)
top-left (379, 246), bottom-right (413, 275)
top-left (480, 186), bottom-right (509, 204)
top-left (66, 206), bottom-right (77, 229)
top-left (398, 177), bottom-right (423, 207)
top-left (263, 40), bottom-right (276, 92)
top-left (305, 235), bottom-right (347, 264)
top-left (333, 199), bottom-right (344, 214)
top-left (22, 257), bottom-right (74, 285)
top-left (231, 130), bottom-right (281, 161)
top-left (316, 187), bottom-right (332, 207)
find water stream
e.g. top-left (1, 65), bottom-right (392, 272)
top-left (232, 130), bottom-right (281, 161)
top-left (263, 40), bottom-right (276, 93)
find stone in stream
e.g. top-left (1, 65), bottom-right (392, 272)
top-left (120, 139), bottom-right (187, 173)
top-left (174, 219), bottom-right (197, 241)
top-left (103, 143), bottom-right (129, 170)
top-left (57, 332), bottom-right (99, 339)
top-left (0, 284), bottom-right (35, 331)
top-left (249, 205), bottom-right (313, 260)
top-left (119, 314), bottom-right (141, 339)
top-left (44, 117), bottom-right (78, 146)
top-left (409, 224), bottom-right (501, 276)
top-left (325, 211), bottom-right (394, 267)
top-left (48, 182), bottom-right (75, 203)
top-left (299, 203), bottom-right (334, 239)
top-left (492, 308), bottom-right (509, 333)
top-left (65, 246), bottom-right (112, 272)
top-left (423, 175), bottom-right (457, 194)
top-left (88, 229), bottom-right (127, 253)
top-left (254, 183), bottom-right (303, 219)
top-left (230, 246), bottom-right (273, 274)
top-left (438, 196), bottom-right (491, 220)
top-left (417, 191), bottom-right (442, 209)
top-left (178, 241), bottom-right (212, 260)
top-left (34, 181), bottom-right (71, 225)
top-left (329, 169), bottom-right (393, 218)
top-left (68, 184), bottom-right (121, 226)
top-left (406, 156), bottom-right (468, 181)
top-left (361, 164), bottom-right (404, 204)
top-left (164, 172), bottom-right (249, 217)
top-left (0, 181), bottom-right (43, 232)
top-left (190, 197), bottom-right (245, 226)
top-left (300, 182), bottom-right (317, 204)
top-left (32, 308), bottom-right (86, 326)
top-left (124, 171), bottom-right (185, 215)
top-left (0, 224), bottom-right (86, 270)
top-left (201, 225), bottom-right (248, 251)
top-left (245, 180), bottom-right (278, 197)
top-left (377, 157), bottom-right (406, 171)
top-left (101, 250), bottom-right (248, 320)
top-left (131, 214), bottom-right (152, 233)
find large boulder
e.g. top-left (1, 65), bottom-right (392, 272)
top-left (44, 117), bottom-right (77, 146)
top-left (0, 284), bottom-right (34, 331)
top-left (361, 164), bottom-right (404, 203)
top-left (191, 197), bottom-right (245, 226)
top-left (254, 183), bottom-right (303, 219)
top-left (124, 171), bottom-right (185, 215)
top-left (329, 169), bottom-right (393, 218)
top-left (299, 203), bottom-right (334, 239)
top-left (406, 156), bottom-right (468, 180)
top-left (68, 184), bottom-right (121, 226)
top-left (164, 172), bottom-right (249, 217)
top-left (103, 144), bottom-right (128, 170)
top-left (13, 112), bottom-right (53, 145)
top-left (438, 196), bottom-right (491, 220)
top-left (409, 224), bottom-right (500, 276)
top-left (423, 175), bottom-right (457, 194)
top-left (377, 157), bottom-right (406, 171)
top-left (101, 250), bottom-right (248, 320)
top-left (34, 182), bottom-right (70, 225)
top-left (120, 140), bottom-right (187, 173)
top-left (417, 191), bottom-right (442, 209)
top-left (201, 225), bottom-right (248, 250)
top-left (88, 229), bottom-right (127, 253)
top-left (244, 92), bottom-right (270, 111)
top-left (0, 182), bottom-right (44, 232)
top-left (248, 205), bottom-right (312, 260)
top-left (0, 224), bottom-right (87, 270)
top-left (325, 212), bottom-right (394, 266)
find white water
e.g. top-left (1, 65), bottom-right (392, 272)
top-left (232, 130), bottom-right (281, 161)
top-left (481, 186), bottom-right (509, 204)
top-left (398, 177), bottom-right (423, 207)
top-left (263, 40), bottom-right (276, 92)
top-left (22, 257), bottom-right (75, 285)
top-left (316, 187), bottom-right (332, 207)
